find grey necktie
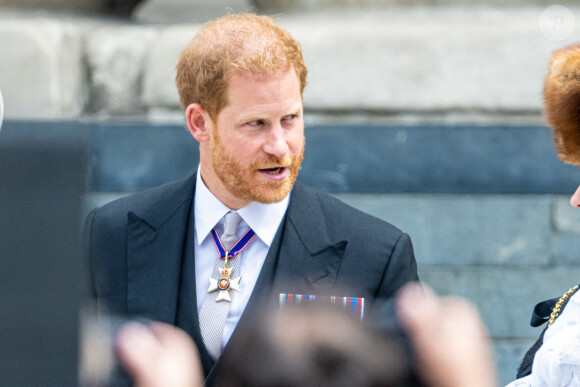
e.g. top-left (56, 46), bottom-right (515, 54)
top-left (199, 211), bottom-right (243, 361)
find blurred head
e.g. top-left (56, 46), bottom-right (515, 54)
top-left (216, 303), bottom-right (411, 387)
top-left (543, 43), bottom-right (580, 207)
top-left (176, 13), bottom-right (308, 122)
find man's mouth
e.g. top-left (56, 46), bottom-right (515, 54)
top-left (259, 167), bottom-right (285, 175)
top-left (257, 166), bottom-right (290, 181)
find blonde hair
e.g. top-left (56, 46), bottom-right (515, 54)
top-left (176, 13), bottom-right (308, 120)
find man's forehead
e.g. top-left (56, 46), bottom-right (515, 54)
top-left (230, 66), bottom-right (294, 82)
top-left (221, 67), bottom-right (300, 103)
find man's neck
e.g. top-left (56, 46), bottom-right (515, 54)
top-left (199, 169), bottom-right (250, 210)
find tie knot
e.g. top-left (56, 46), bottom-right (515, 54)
top-left (221, 212), bottom-right (242, 250)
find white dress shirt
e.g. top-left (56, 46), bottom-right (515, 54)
top-left (193, 168), bottom-right (289, 349)
top-left (506, 290), bottom-right (580, 387)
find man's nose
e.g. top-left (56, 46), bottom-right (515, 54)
top-left (570, 185), bottom-right (580, 208)
top-left (263, 124), bottom-right (289, 158)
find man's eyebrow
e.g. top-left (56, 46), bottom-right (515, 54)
top-left (238, 114), bottom-right (263, 122)
top-left (281, 106), bottom-right (303, 118)
top-left (286, 107), bottom-right (302, 116)
top-left (238, 107), bottom-right (302, 122)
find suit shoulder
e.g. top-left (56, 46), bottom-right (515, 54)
top-left (90, 174), bottom-right (195, 229)
top-left (293, 183), bottom-right (405, 239)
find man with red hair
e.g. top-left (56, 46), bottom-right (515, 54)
top-left (85, 13), bottom-right (418, 385)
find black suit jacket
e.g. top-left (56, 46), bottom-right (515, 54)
top-left (84, 172), bottom-right (419, 384)
top-left (516, 285), bottom-right (580, 379)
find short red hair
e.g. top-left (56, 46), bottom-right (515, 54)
top-left (175, 13), bottom-right (308, 121)
top-left (544, 43), bottom-right (580, 166)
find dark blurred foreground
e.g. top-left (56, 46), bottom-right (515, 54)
top-left (0, 124), bottom-right (87, 386)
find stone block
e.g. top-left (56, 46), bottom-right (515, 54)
top-left (0, 0), bottom-right (104, 13)
top-left (252, 0), bottom-right (579, 13)
top-left (302, 124), bottom-right (577, 194)
top-left (417, 266), bottom-right (580, 338)
top-left (333, 194), bottom-right (551, 265)
top-left (0, 19), bottom-right (84, 119)
top-left (87, 123), bottom-right (198, 192)
top-left (552, 196), bottom-right (580, 234)
top-left (85, 26), bottom-right (157, 115)
top-left (281, 7), bottom-right (580, 112)
top-left (551, 233), bottom-right (580, 266)
top-left (134, 0), bottom-right (253, 23)
top-left (0, 0), bottom-right (144, 16)
top-left (142, 25), bottom-right (200, 112)
top-left (494, 339), bottom-right (535, 386)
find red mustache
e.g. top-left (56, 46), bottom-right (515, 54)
top-left (251, 154), bottom-right (296, 170)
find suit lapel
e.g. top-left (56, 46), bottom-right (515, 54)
top-left (174, 177), bottom-right (216, 375)
top-left (126, 174), bottom-right (196, 324)
top-left (272, 183), bottom-right (347, 296)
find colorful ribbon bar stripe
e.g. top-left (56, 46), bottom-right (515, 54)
top-left (279, 293), bottom-right (364, 321)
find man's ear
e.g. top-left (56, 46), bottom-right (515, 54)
top-left (185, 103), bottom-right (212, 142)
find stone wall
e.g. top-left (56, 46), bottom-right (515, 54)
top-left (1, 7), bottom-right (579, 121)
top-left (252, 0), bottom-right (580, 13)
top-left (2, 4), bottom-right (580, 385)
top-left (337, 194), bottom-right (580, 383)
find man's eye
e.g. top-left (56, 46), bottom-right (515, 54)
top-left (284, 114), bottom-right (296, 121)
top-left (248, 120), bottom-right (264, 126)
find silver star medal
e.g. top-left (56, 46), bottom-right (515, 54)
top-left (207, 252), bottom-right (241, 302)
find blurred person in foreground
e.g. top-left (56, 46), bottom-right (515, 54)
top-left (116, 283), bottom-right (497, 387)
top-left (119, 303), bottom-right (411, 387)
top-left (84, 12), bottom-right (418, 385)
top-left (507, 43), bottom-right (580, 386)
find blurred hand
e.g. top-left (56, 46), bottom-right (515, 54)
top-left (397, 283), bottom-right (497, 387)
top-left (116, 321), bottom-right (204, 387)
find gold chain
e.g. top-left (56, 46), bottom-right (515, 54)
top-left (548, 285), bottom-right (579, 327)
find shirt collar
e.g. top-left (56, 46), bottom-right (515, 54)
top-left (194, 167), bottom-right (290, 247)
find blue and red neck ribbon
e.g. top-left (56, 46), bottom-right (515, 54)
top-left (211, 227), bottom-right (256, 259)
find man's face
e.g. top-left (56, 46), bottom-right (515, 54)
top-left (201, 68), bottom-right (305, 209)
